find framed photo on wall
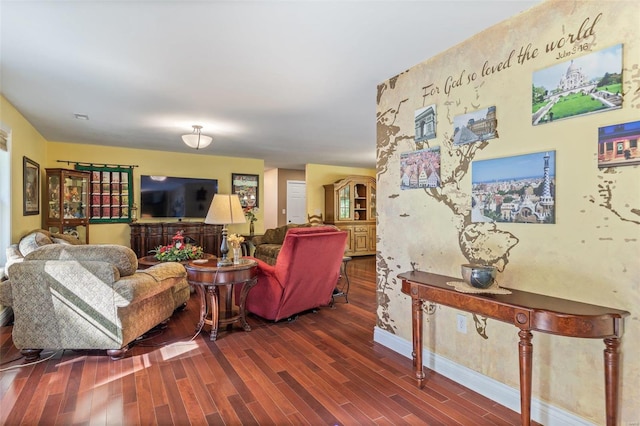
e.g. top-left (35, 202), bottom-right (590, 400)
top-left (232, 173), bottom-right (259, 208)
top-left (23, 156), bottom-right (40, 215)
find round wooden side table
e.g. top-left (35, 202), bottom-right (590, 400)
top-left (185, 258), bottom-right (258, 341)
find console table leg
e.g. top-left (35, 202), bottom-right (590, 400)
top-left (194, 285), bottom-right (207, 334)
top-left (412, 298), bottom-right (425, 388)
top-left (603, 337), bottom-right (621, 426)
top-left (518, 329), bottom-right (533, 426)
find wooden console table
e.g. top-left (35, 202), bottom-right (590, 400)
top-left (398, 270), bottom-right (629, 426)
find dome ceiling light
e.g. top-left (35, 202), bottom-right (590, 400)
top-left (182, 125), bottom-right (212, 149)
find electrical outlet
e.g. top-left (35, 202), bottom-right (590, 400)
top-left (456, 313), bottom-right (467, 334)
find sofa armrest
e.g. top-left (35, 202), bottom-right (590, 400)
top-left (0, 278), bottom-right (13, 306)
top-left (251, 235), bottom-right (266, 246)
top-left (249, 256), bottom-right (277, 278)
top-left (140, 262), bottom-right (186, 282)
top-left (4, 244), bottom-right (22, 279)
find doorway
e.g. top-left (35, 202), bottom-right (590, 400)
top-left (286, 180), bottom-right (306, 224)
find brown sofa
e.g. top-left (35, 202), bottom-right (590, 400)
top-left (251, 223), bottom-right (315, 265)
top-left (0, 229), bottom-right (190, 360)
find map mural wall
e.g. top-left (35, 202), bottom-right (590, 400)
top-left (375, 0), bottom-right (639, 423)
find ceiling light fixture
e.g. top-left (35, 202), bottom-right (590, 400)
top-left (182, 125), bottom-right (213, 149)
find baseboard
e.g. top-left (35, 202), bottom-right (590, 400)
top-left (0, 306), bottom-right (13, 326)
top-left (373, 327), bottom-right (593, 426)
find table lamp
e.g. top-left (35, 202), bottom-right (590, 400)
top-left (204, 194), bottom-right (246, 266)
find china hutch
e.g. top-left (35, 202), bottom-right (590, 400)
top-left (44, 168), bottom-right (91, 243)
top-left (324, 175), bottom-right (376, 256)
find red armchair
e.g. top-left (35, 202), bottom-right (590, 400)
top-left (241, 226), bottom-right (348, 321)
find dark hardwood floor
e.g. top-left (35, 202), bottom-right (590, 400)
top-left (1, 256), bottom-right (528, 425)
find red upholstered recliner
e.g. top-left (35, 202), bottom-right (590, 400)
top-left (241, 226), bottom-right (348, 321)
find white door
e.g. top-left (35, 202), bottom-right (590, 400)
top-left (286, 180), bottom-right (306, 224)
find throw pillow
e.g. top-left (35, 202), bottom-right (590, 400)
top-left (18, 230), bottom-right (53, 257)
top-left (50, 232), bottom-right (83, 245)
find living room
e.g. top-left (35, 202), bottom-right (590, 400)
top-left (2, 0), bottom-right (640, 425)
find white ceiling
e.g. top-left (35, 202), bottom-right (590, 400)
top-left (0, 0), bottom-right (540, 170)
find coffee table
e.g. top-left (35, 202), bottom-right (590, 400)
top-left (185, 258), bottom-right (258, 341)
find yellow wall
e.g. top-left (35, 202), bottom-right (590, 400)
top-left (305, 163), bottom-right (376, 218)
top-left (376, 0), bottom-right (639, 423)
top-left (1, 94), bottom-right (373, 244)
top-left (0, 96), bottom-right (48, 242)
top-left (46, 142), bottom-right (264, 245)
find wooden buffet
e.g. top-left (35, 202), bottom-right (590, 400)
top-left (129, 222), bottom-right (223, 258)
top-left (398, 270), bottom-right (629, 426)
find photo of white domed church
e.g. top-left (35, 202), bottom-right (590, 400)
top-left (532, 44), bottom-right (622, 126)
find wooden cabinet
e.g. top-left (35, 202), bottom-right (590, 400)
top-left (324, 175), bottom-right (376, 256)
top-left (44, 168), bottom-right (91, 243)
top-left (129, 222), bottom-right (223, 258)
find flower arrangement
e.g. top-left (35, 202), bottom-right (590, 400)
top-left (227, 233), bottom-right (245, 249)
top-left (151, 230), bottom-right (204, 262)
top-left (244, 206), bottom-right (258, 223)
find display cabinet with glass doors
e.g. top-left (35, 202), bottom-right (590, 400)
top-left (44, 168), bottom-right (91, 243)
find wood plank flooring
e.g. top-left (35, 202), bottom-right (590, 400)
top-left (1, 256), bottom-right (530, 425)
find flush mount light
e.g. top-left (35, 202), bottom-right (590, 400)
top-left (182, 125), bottom-right (213, 149)
top-left (74, 113), bottom-right (89, 120)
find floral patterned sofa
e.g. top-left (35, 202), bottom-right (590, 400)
top-left (0, 229), bottom-right (190, 360)
top-left (251, 223), bottom-right (316, 265)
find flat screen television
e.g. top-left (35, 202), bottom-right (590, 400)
top-left (140, 175), bottom-right (218, 219)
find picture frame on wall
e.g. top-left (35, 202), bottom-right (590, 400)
top-left (452, 106), bottom-right (497, 145)
top-left (471, 151), bottom-right (556, 224)
top-left (597, 119), bottom-right (640, 168)
top-left (231, 173), bottom-right (259, 208)
top-left (532, 43), bottom-right (623, 126)
top-left (23, 156), bottom-right (40, 215)
top-left (400, 146), bottom-right (441, 190)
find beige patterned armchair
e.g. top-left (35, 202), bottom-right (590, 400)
top-left (0, 237), bottom-right (190, 361)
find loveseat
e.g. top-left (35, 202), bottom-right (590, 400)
top-left (0, 230), bottom-right (190, 360)
top-left (251, 223), bottom-right (324, 265)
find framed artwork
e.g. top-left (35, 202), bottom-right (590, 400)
top-left (415, 104), bottom-right (437, 143)
top-left (23, 156), bottom-right (40, 215)
top-left (400, 146), bottom-right (441, 189)
top-left (452, 106), bottom-right (497, 145)
top-left (471, 151), bottom-right (555, 224)
top-left (232, 173), bottom-right (259, 208)
top-left (532, 43), bottom-right (622, 126)
top-left (597, 120), bottom-right (640, 168)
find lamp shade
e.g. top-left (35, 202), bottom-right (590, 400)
top-left (182, 125), bottom-right (213, 149)
top-left (205, 194), bottom-right (246, 225)
top-left (182, 133), bottom-right (213, 149)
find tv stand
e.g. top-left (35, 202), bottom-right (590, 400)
top-left (129, 222), bottom-right (223, 258)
